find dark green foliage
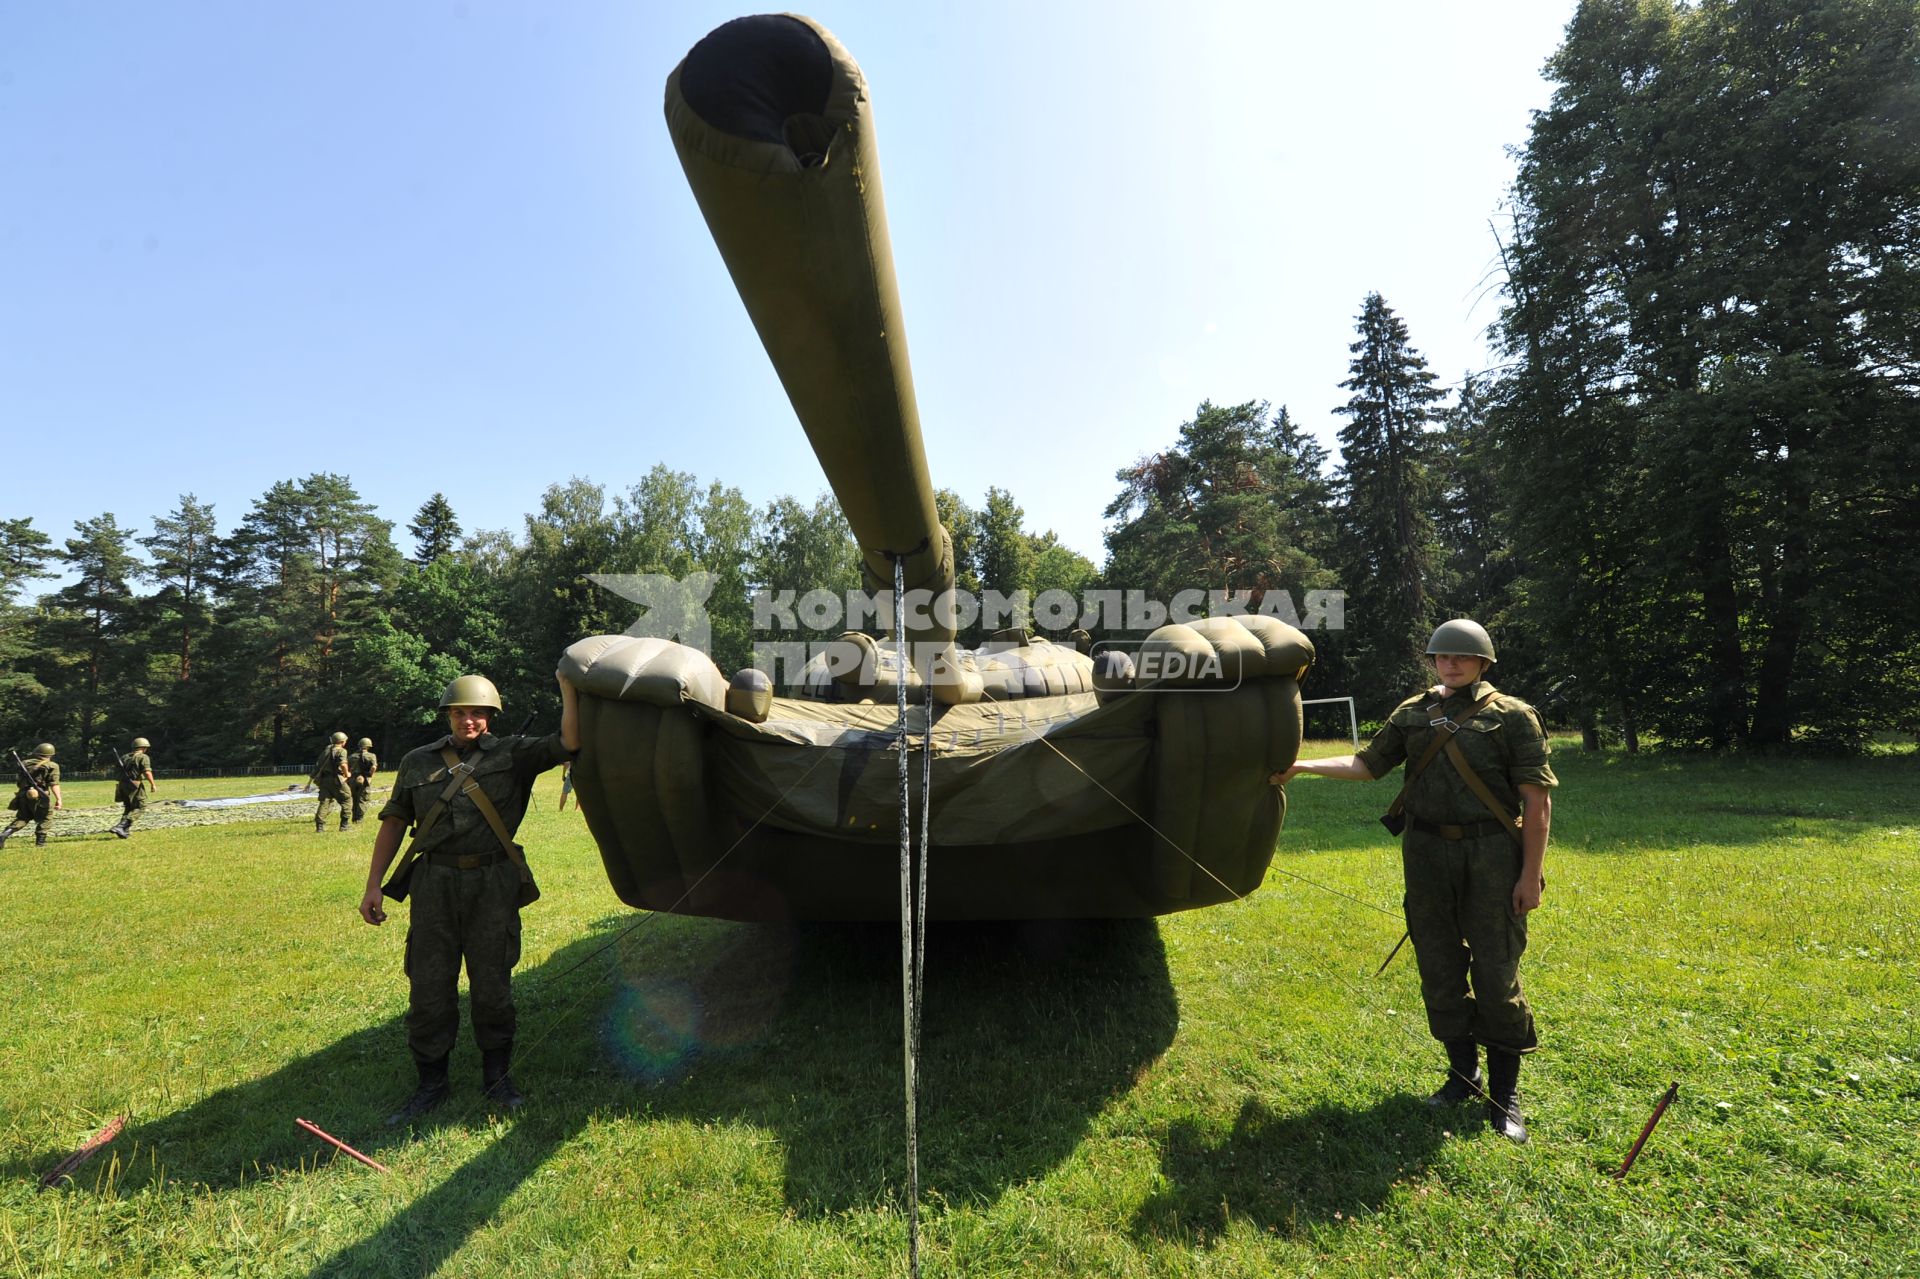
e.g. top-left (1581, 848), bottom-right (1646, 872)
top-left (0, 518), bottom-right (54, 744)
top-left (137, 494), bottom-right (218, 687)
top-left (1102, 401), bottom-right (1336, 646)
top-left (408, 492), bottom-right (463, 565)
top-left (977, 486), bottom-right (1037, 631)
top-left (1494, 0), bottom-right (1920, 748)
top-left (42, 514), bottom-right (144, 763)
top-left (1330, 296), bottom-right (1448, 710)
top-left (202, 475), bottom-right (401, 762)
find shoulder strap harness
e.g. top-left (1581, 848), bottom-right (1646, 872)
top-left (379, 746), bottom-right (535, 899)
top-left (1382, 690), bottom-right (1500, 825)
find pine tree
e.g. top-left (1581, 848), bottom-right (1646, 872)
top-left (1102, 401), bottom-right (1335, 633)
top-left (0, 518), bottom-right (55, 743)
top-left (139, 494), bottom-right (218, 683)
top-left (45, 514), bottom-right (143, 759)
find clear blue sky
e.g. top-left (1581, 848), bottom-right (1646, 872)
top-left (2, 1), bottom-right (1577, 584)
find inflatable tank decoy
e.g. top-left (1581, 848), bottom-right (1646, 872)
top-left (559, 14), bottom-right (1314, 921)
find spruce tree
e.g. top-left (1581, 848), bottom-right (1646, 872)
top-left (1331, 293), bottom-right (1446, 709)
top-left (408, 493), bottom-right (463, 565)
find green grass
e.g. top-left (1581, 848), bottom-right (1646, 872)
top-left (2, 742), bottom-right (1916, 1277)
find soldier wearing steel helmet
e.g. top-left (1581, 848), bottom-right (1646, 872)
top-left (358, 671), bottom-right (581, 1125)
top-left (110, 736), bottom-right (158, 839)
top-left (1277, 619), bottom-right (1557, 1143)
top-left (2, 743), bottom-right (63, 849)
top-left (346, 737), bottom-right (379, 824)
top-left (311, 732), bottom-right (352, 832)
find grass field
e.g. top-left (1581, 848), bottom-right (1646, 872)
top-left (3, 738), bottom-right (1915, 1277)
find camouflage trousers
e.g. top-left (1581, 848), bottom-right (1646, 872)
top-left (5, 797), bottom-right (53, 840)
top-left (348, 780), bottom-right (371, 823)
top-left (314, 790), bottom-right (351, 828)
top-left (403, 856), bottom-right (523, 1067)
top-left (1401, 830), bottom-right (1538, 1055)
top-left (119, 788), bottom-right (147, 827)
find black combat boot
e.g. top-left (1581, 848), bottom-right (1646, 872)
top-left (35, 832), bottom-right (48, 847)
top-left (0, 828), bottom-right (12, 851)
top-left (1486, 1048), bottom-right (1528, 1143)
top-left (339, 814), bottom-right (350, 831)
top-left (1427, 1037), bottom-right (1483, 1106)
top-left (111, 819), bottom-right (131, 839)
top-left (482, 1049), bottom-right (525, 1112)
top-left (385, 1057), bottom-right (451, 1127)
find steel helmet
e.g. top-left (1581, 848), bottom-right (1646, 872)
top-left (132, 737), bottom-right (151, 749)
top-left (358, 737), bottom-right (373, 750)
top-left (331, 731), bottom-right (348, 744)
top-left (1426, 618), bottom-right (1497, 663)
top-left (439, 674), bottom-right (503, 712)
top-left (33, 742), bottom-right (55, 757)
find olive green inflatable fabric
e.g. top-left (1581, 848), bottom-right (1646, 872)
top-left (561, 618), bottom-right (1311, 921)
top-left (666, 13), bottom-right (953, 626)
top-left (557, 15), bottom-right (1315, 920)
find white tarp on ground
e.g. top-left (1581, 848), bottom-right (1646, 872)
top-left (176, 790), bottom-right (313, 809)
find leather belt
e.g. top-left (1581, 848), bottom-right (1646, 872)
top-left (425, 850), bottom-right (504, 869)
top-left (1409, 817), bottom-right (1513, 840)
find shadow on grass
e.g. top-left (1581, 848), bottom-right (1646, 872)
top-left (20, 913), bottom-right (1178, 1277)
top-left (1130, 1092), bottom-right (1450, 1244)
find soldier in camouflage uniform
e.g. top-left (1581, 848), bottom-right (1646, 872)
top-left (347, 737), bottom-right (379, 824)
top-left (2, 743), bottom-right (63, 849)
top-left (358, 672), bottom-right (580, 1125)
top-left (1277, 619), bottom-right (1556, 1143)
top-left (111, 736), bottom-right (158, 839)
top-left (312, 732), bottom-right (352, 832)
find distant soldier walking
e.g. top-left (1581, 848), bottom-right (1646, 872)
top-left (1277, 619), bottom-right (1556, 1143)
top-left (358, 673), bottom-right (580, 1125)
top-left (111, 736), bottom-right (158, 839)
top-left (3, 743), bottom-right (64, 849)
top-left (312, 732), bottom-right (352, 832)
top-left (347, 738), bottom-right (379, 824)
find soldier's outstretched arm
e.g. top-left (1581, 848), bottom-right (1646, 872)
top-left (558, 673), bottom-right (581, 753)
top-left (1272, 756), bottom-right (1377, 785)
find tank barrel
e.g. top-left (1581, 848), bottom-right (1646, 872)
top-left (665, 14), bottom-right (953, 620)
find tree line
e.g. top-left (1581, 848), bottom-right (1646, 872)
top-left (4, 0), bottom-right (1915, 765)
top-left (0, 472), bottom-right (1107, 768)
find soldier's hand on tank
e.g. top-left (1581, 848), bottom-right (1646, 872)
top-left (359, 886), bottom-right (387, 926)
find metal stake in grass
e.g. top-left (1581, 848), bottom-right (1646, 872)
top-left (38, 1115), bottom-right (126, 1189)
top-left (1613, 1081), bottom-right (1679, 1180)
top-left (295, 1118), bottom-right (392, 1174)
top-left (1374, 930), bottom-right (1410, 976)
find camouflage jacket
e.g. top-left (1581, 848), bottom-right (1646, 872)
top-left (378, 731), bottom-right (571, 857)
top-left (1355, 681), bottom-right (1557, 826)
top-left (115, 750), bottom-right (152, 802)
top-left (348, 749), bottom-right (378, 782)
top-left (13, 759), bottom-right (58, 798)
top-left (314, 745), bottom-right (350, 792)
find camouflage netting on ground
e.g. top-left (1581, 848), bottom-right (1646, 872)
top-left (18, 789), bottom-right (390, 841)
